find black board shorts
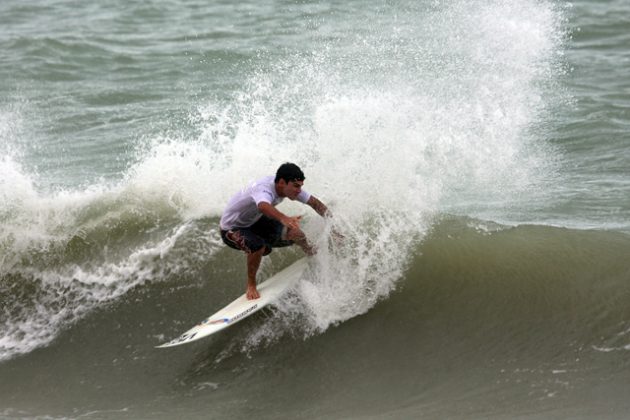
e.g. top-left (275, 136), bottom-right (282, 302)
top-left (220, 216), bottom-right (293, 255)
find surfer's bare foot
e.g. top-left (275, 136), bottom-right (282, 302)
top-left (247, 284), bottom-right (260, 300)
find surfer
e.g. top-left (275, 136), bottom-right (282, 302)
top-left (220, 163), bottom-right (334, 300)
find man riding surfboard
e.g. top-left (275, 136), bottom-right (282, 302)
top-left (220, 163), bottom-right (333, 300)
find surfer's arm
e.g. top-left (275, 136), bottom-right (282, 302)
top-left (306, 195), bottom-right (332, 218)
top-left (258, 202), bottom-right (301, 230)
top-left (307, 196), bottom-right (344, 243)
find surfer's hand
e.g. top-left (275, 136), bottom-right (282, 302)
top-left (247, 284), bottom-right (260, 300)
top-left (281, 215), bottom-right (302, 231)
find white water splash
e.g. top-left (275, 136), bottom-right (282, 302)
top-left (0, 222), bottom-right (221, 361)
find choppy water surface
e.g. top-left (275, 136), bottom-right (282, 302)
top-left (1, 0), bottom-right (629, 418)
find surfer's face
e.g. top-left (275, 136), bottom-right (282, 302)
top-left (278, 179), bottom-right (303, 200)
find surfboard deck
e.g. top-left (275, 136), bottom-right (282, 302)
top-left (156, 258), bottom-right (308, 348)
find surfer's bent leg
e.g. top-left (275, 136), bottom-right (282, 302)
top-left (220, 216), bottom-right (313, 300)
top-left (220, 228), bottom-right (268, 300)
top-left (246, 248), bottom-right (264, 300)
top-left (250, 216), bottom-right (315, 256)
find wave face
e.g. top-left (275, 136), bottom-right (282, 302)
top-left (2, 219), bottom-right (630, 419)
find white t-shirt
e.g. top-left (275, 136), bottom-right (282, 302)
top-left (219, 175), bottom-right (311, 230)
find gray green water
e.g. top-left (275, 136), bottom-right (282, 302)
top-left (1, 0), bottom-right (630, 418)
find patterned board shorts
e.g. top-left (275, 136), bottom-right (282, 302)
top-left (220, 216), bottom-right (293, 255)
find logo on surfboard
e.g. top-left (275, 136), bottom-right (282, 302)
top-left (200, 304), bottom-right (259, 326)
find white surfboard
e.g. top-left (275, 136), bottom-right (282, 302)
top-left (157, 258), bottom-right (308, 348)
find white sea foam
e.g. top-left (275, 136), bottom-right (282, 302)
top-left (0, 143), bottom-right (226, 360)
top-left (0, 221), bottom-right (222, 361)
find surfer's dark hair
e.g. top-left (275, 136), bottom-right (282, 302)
top-left (275, 163), bottom-right (305, 183)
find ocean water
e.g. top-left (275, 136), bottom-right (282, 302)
top-left (1, 0), bottom-right (629, 418)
